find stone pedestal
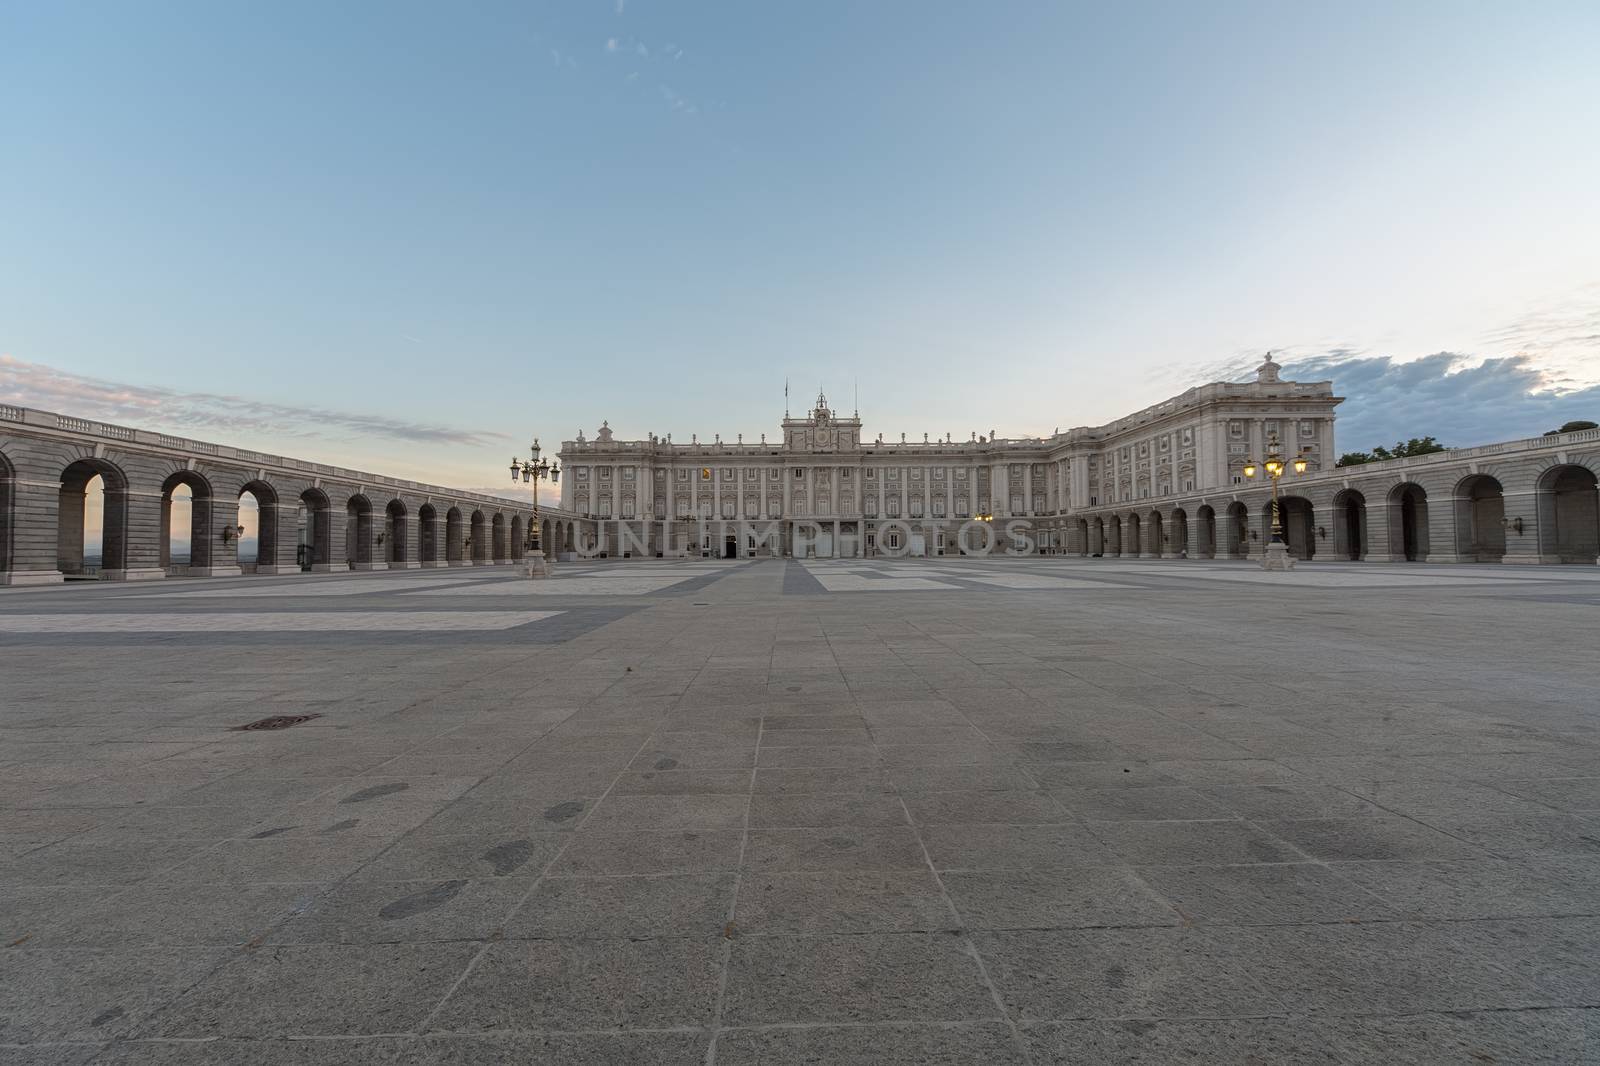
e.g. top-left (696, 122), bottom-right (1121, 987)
top-left (1261, 541), bottom-right (1296, 571)
top-left (0, 570), bottom-right (66, 586)
top-left (102, 568), bottom-right (168, 581)
top-left (524, 555), bottom-right (551, 578)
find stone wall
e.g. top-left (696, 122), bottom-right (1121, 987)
top-left (0, 406), bottom-right (589, 585)
top-left (1047, 428), bottom-right (1600, 565)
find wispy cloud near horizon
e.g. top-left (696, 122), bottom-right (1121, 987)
top-left (0, 355), bottom-right (509, 450)
top-left (1161, 287), bottom-right (1600, 451)
top-left (1276, 351), bottom-right (1599, 451)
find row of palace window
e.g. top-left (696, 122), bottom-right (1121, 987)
top-left (1119, 428), bottom-right (1198, 462)
top-left (1227, 419), bottom-right (1319, 440)
top-left (1117, 479), bottom-right (1200, 501)
top-left (570, 464), bottom-right (1070, 484)
top-left (570, 495), bottom-right (1004, 519)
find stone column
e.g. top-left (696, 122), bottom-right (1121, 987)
top-left (1499, 489), bottom-right (1541, 564)
top-left (1246, 502), bottom-right (1269, 561)
top-left (192, 495), bottom-right (242, 577)
top-left (351, 508), bottom-right (385, 571)
top-left (391, 511), bottom-right (420, 569)
top-left (319, 506), bottom-right (350, 573)
top-left (112, 487), bottom-right (167, 581)
top-left (1361, 496), bottom-right (1394, 562)
top-left (4, 474), bottom-right (67, 585)
top-left (258, 503), bottom-right (302, 574)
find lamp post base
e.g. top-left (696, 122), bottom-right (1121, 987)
top-left (524, 555), bottom-right (551, 579)
top-left (1261, 541), bottom-right (1296, 571)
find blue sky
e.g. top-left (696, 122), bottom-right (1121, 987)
top-left (4, 1), bottom-right (1599, 490)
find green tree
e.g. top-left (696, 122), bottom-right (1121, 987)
top-left (1335, 437), bottom-right (1445, 467)
top-left (1546, 419), bottom-right (1598, 436)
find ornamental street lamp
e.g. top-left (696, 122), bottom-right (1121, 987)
top-left (510, 437), bottom-right (560, 577)
top-left (1242, 431), bottom-right (1308, 569)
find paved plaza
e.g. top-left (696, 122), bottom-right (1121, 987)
top-left (2, 557), bottom-right (1598, 1064)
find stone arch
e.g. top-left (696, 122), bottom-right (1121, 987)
top-left (58, 457), bottom-right (129, 578)
top-left (1537, 463), bottom-right (1599, 563)
top-left (1105, 514), bottom-right (1122, 556)
top-left (299, 488), bottom-right (332, 570)
top-left (1077, 517), bottom-right (1090, 556)
top-left (564, 522), bottom-right (575, 553)
top-left (446, 506), bottom-right (465, 564)
top-left (541, 518), bottom-right (553, 557)
top-left (1148, 510), bottom-right (1165, 557)
top-left (160, 469), bottom-right (214, 574)
top-left (385, 498), bottom-right (408, 566)
top-left (1125, 512), bottom-right (1141, 558)
top-left (470, 509), bottom-right (489, 564)
top-left (1265, 495), bottom-right (1316, 560)
top-left (1196, 504), bottom-right (1216, 559)
top-left (1223, 501), bottom-right (1249, 559)
top-left (345, 494), bottom-right (374, 568)
top-left (418, 503), bottom-right (439, 565)
top-left (238, 480), bottom-right (278, 572)
top-left (1332, 489), bottom-right (1367, 561)
top-left (510, 514), bottom-right (525, 561)
top-left (1170, 509), bottom-right (1187, 559)
top-left (1453, 474), bottom-right (1506, 563)
top-left (492, 512), bottom-right (507, 562)
top-left (1388, 483), bottom-right (1430, 562)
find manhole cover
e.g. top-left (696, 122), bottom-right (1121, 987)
top-left (232, 713), bottom-right (323, 732)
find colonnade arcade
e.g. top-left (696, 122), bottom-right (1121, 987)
top-left (1044, 450), bottom-right (1600, 565)
top-left (0, 408), bottom-right (587, 585)
top-left (4, 408), bottom-right (1597, 581)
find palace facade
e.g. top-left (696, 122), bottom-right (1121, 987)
top-left (557, 357), bottom-right (1344, 558)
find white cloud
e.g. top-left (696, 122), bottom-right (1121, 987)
top-left (1272, 350), bottom-right (1600, 450)
top-left (1477, 283), bottom-right (1600, 389)
top-left (0, 355), bottom-right (508, 449)
top-left (658, 84), bottom-right (697, 115)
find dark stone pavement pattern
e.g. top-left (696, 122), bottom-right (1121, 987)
top-left (1, 558), bottom-right (1598, 1063)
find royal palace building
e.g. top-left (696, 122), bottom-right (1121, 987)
top-left (557, 357), bottom-right (1346, 559)
top-left (3, 357), bottom-right (1597, 584)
